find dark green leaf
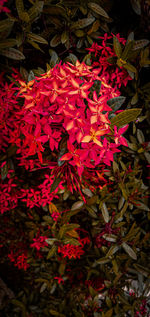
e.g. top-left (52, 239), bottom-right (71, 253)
top-left (107, 96), bottom-right (126, 112)
top-left (0, 48), bottom-right (25, 60)
top-left (121, 40), bottom-right (134, 61)
top-left (88, 2), bottom-right (109, 18)
top-left (50, 177), bottom-right (62, 193)
top-left (113, 36), bottom-right (122, 57)
top-left (71, 17), bottom-right (95, 30)
top-left (111, 109), bottom-right (142, 127)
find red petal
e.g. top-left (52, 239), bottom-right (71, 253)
top-left (60, 153), bottom-right (72, 161)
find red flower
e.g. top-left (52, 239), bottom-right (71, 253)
top-left (58, 244), bottom-right (85, 259)
top-left (54, 276), bottom-right (64, 284)
top-left (8, 250), bottom-right (29, 271)
top-left (30, 235), bottom-right (48, 251)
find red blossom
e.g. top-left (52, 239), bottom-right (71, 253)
top-left (58, 244), bottom-right (85, 259)
top-left (8, 250), bottom-right (29, 271)
top-left (30, 235), bottom-right (48, 251)
top-left (54, 276), bottom-right (64, 284)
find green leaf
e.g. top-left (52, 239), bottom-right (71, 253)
top-left (130, 0), bottom-right (141, 15)
top-left (15, 0), bottom-right (24, 16)
top-left (58, 224), bottom-right (80, 239)
top-left (105, 308), bottom-right (113, 317)
top-left (89, 286), bottom-right (97, 297)
top-left (27, 32), bottom-right (48, 44)
top-left (113, 161), bottom-right (119, 173)
top-left (82, 188), bottom-right (93, 197)
top-left (71, 201), bottom-right (84, 211)
top-left (63, 237), bottom-right (81, 246)
top-left (79, 5), bottom-right (87, 15)
top-left (61, 31), bottom-right (69, 44)
top-left (106, 245), bottom-right (119, 257)
top-left (71, 17), bottom-right (95, 30)
top-left (95, 257), bottom-right (110, 265)
top-left (50, 177), bottom-right (62, 193)
top-left (137, 129), bottom-right (145, 144)
top-left (76, 38), bottom-right (84, 49)
top-left (88, 2), bottom-right (109, 18)
top-left (40, 282), bottom-right (47, 293)
top-left (110, 109), bottom-right (142, 127)
top-left (133, 39), bottom-right (149, 50)
top-left (49, 49), bottom-right (59, 67)
top-left (122, 242), bottom-right (137, 260)
top-left (86, 206), bottom-right (97, 218)
top-left (107, 96), bottom-right (126, 112)
top-left (113, 36), bottom-right (122, 57)
top-left (45, 238), bottom-right (57, 246)
top-left (50, 34), bottom-right (61, 47)
top-left (0, 39), bottom-right (17, 49)
top-left (144, 152), bottom-right (150, 163)
top-left (101, 202), bottom-right (109, 223)
top-left (66, 53), bottom-right (78, 64)
top-left (20, 11), bottom-right (30, 22)
top-left (11, 299), bottom-right (26, 316)
top-left (131, 92), bottom-right (138, 105)
top-left (74, 30), bottom-right (85, 37)
top-left (58, 263), bottom-right (66, 275)
top-left (102, 234), bottom-right (117, 242)
top-left (16, 0), bottom-right (29, 22)
top-left (1, 162), bottom-right (8, 180)
top-left (0, 19), bottom-right (14, 33)
top-left (47, 245), bottom-right (57, 259)
top-left (82, 53), bottom-right (91, 65)
top-left (27, 39), bottom-right (44, 52)
top-left (43, 5), bottom-right (67, 18)
top-left (121, 40), bottom-right (134, 61)
top-left (28, 1), bottom-right (44, 21)
top-left (123, 62), bottom-right (137, 73)
top-left (133, 264), bottom-right (149, 277)
top-left (0, 48), bottom-right (25, 60)
top-left (118, 183), bottom-right (128, 200)
top-left (135, 201), bottom-right (150, 211)
top-left (49, 310), bottom-right (65, 317)
top-left (86, 195), bottom-right (98, 205)
top-left (87, 20), bottom-right (100, 35)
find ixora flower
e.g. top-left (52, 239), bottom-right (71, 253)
top-left (8, 250), bottom-right (29, 271)
top-left (58, 244), bottom-right (85, 259)
top-left (30, 235), bottom-right (48, 251)
top-left (9, 61), bottom-right (127, 177)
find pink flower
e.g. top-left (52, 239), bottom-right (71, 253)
top-left (30, 235), bottom-right (48, 251)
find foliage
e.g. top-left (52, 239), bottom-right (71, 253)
top-left (0, 1), bottom-right (150, 316)
top-left (0, 0), bottom-right (112, 73)
top-left (0, 58), bottom-right (150, 316)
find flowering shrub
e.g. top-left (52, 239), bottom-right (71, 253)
top-left (0, 60), bottom-right (130, 211)
top-left (0, 54), bottom-right (149, 316)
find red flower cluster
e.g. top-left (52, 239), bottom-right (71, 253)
top-left (8, 250), bottom-right (29, 271)
top-left (58, 236), bottom-right (90, 259)
top-left (58, 244), bottom-right (85, 259)
top-left (88, 33), bottom-right (132, 88)
top-left (9, 60), bottom-right (128, 176)
top-left (30, 234), bottom-right (48, 251)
